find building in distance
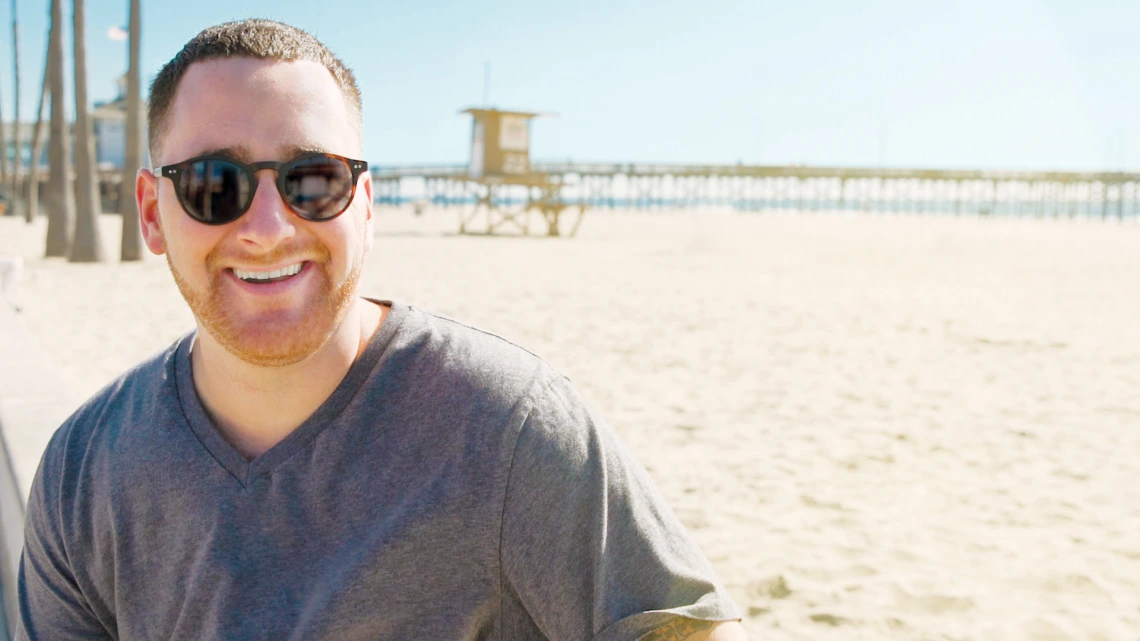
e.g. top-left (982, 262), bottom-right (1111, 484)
top-left (0, 75), bottom-right (147, 174)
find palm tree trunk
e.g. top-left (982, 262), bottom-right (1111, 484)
top-left (44, 0), bottom-right (73, 257)
top-left (68, 0), bottom-right (104, 262)
top-left (24, 35), bottom-right (49, 224)
top-left (119, 0), bottom-right (142, 261)
top-left (9, 0), bottom-right (22, 218)
top-left (0, 27), bottom-right (9, 208)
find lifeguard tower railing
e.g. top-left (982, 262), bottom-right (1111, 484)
top-left (372, 163), bottom-right (1140, 219)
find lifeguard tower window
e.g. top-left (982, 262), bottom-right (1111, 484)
top-left (462, 108), bottom-right (543, 180)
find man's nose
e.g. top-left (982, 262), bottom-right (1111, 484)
top-left (234, 170), bottom-right (296, 250)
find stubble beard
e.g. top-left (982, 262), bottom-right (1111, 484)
top-left (167, 243), bottom-right (363, 368)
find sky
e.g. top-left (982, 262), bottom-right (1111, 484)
top-left (0, 0), bottom-right (1136, 171)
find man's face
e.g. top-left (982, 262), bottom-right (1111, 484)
top-left (140, 57), bottom-right (372, 367)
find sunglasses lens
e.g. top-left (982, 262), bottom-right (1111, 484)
top-left (281, 155), bottom-right (354, 220)
top-left (178, 159), bottom-right (251, 224)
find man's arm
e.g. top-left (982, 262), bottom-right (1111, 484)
top-left (18, 431), bottom-right (113, 640)
top-left (501, 377), bottom-right (744, 640)
top-left (639, 619), bottom-right (749, 641)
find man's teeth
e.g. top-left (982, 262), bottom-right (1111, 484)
top-left (234, 263), bottom-right (303, 282)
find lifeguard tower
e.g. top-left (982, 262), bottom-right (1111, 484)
top-left (458, 108), bottom-right (585, 237)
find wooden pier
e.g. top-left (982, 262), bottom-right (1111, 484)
top-left (372, 163), bottom-right (1140, 220)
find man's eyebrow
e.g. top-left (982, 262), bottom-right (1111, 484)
top-left (180, 144), bottom-right (329, 164)
top-left (194, 145), bottom-right (254, 162)
top-left (280, 144), bottom-right (329, 158)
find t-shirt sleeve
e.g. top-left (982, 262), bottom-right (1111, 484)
top-left (17, 440), bottom-right (113, 641)
top-left (500, 376), bottom-right (741, 641)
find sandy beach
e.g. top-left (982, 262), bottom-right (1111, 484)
top-left (1, 207), bottom-right (1138, 640)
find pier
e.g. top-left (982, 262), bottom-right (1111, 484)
top-left (372, 163), bottom-right (1140, 220)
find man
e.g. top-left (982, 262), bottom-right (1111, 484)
top-left (17, 20), bottom-right (746, 641)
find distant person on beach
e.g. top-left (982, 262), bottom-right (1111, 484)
top-left (16, 20), bottom-right (746, 641)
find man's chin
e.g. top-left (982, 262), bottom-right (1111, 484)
top-left (204, 312), bottom-right (338, 368)
top-left (220, 338), bottom-right (325, 368)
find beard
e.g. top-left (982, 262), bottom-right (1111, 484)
top-left (167, 239), bottom-right (363, 368)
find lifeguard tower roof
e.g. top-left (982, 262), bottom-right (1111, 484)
top-left (461, 108), bottom-right (556, 179)
top-left (459, 108), bottom-right (556, 119)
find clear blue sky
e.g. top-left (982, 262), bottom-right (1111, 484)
top-left (0, 0), bottom-right (1136, 170)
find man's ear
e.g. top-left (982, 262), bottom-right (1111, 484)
top-left (137, 168), bottom-right (166, 255)
top-left (361, 173), bottom-right (374, 253)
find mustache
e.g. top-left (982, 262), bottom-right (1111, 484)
top-left (205, 240), bottom-right (331, 272)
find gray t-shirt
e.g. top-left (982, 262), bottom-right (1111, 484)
top-left (18, 302), bottom-right (740, 640)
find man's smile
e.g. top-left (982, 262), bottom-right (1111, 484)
top-left (232, 262), bottom-right (305, 283)
top-left (223, 260), bottom-right (317, 295)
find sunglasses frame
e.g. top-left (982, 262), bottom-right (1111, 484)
top-left (153, 152), bottom-right (369, 225)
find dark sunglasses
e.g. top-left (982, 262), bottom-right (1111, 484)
top-left (153, 152), bottom-right (369, 225)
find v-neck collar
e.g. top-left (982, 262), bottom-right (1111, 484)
top-left (173, 300), bottom-right (408, 488)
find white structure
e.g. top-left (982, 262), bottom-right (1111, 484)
top-left (92, 74), bottom-right (149, 171)
top-left (0, 257), bottom-right (20, 311)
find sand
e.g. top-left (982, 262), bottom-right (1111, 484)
top-left (1, 207), bottom-right (1138, 640)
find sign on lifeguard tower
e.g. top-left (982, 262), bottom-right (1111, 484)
top-left (462, 108), bottom-right (542, 180)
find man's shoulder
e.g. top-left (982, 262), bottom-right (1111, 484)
top-left (398, 304), bottom-right (558, 380)
top-left (38, 335), bottom-right (187, 480)
top-left (388, 305), bottom-right (563, 408)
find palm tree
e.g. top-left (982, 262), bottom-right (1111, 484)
top-left (69, 0), bottom-right (104, 262)
top-left (24, 36), bottom-right (49, 224)
top-left (119, 0), bottom-right (142, 261)
top-left (9, 0), bottom-right (22, 218)
top-left (0, 31), bottom-right (8, 206)
top-left (44, 0), bottom-right (73, 257)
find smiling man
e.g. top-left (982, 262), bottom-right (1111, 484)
top-left (16, 20), bottom-right (746, 641)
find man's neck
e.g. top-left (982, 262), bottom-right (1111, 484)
top-left (190, 298), bottom-right (387, 460)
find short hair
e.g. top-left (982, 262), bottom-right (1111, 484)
top-left (147, 19), bottom-right (362, 160)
